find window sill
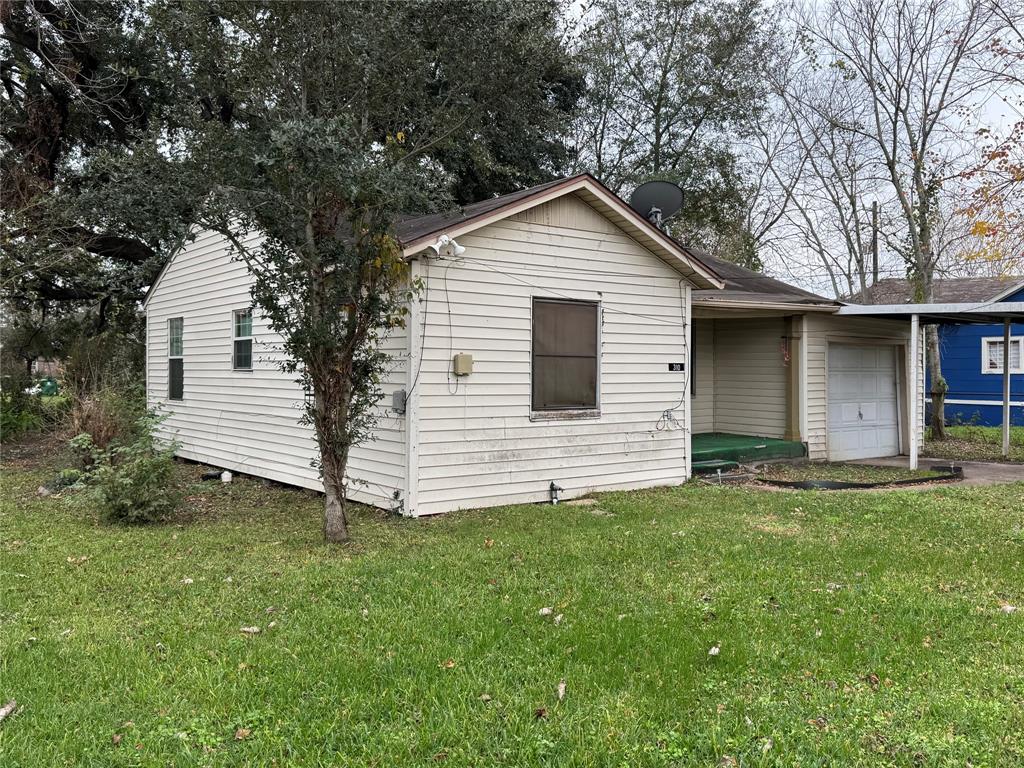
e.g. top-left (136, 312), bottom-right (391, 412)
top-left (530, 409), bottom-right (601, 422)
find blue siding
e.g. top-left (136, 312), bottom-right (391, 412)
top-left (925, 310), bottom-right (1024, 426)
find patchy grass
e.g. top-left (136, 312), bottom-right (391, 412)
top-left (924, 425), bottom-right (1024, 463)
top-left (2, 450), bottom-right (1024, 767)
top-left (757, 462), bottom-right (949, 486)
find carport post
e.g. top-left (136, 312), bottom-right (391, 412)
top-left (909, 313), bottom-right (919, 470)
top-left (1003, 319), bottom-right (1011, 458)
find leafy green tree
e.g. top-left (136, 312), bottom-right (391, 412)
top-left (160, 0), bottom-right (578, 541)
top-left (0, 0), bottom-right (201, 325)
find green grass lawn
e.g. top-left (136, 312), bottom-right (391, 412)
top-left (2, 452), bottom-right (1024, 767)
top-left (924, 425), bottom-right (1024, 463)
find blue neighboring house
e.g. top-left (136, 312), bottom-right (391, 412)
top-left (854, 277), bottom-right (1024, 427)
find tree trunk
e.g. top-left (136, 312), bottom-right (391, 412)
top-left (321, 454), bottom-right (349, 543)
top-left (926, 325), bottom-right (947, 440)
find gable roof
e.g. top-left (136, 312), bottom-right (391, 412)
top-left (144, 175), bottom-right (725, 307)
top-left (683, 246), bottom-right (839, 309)
top-left (396, 173), bottom-right (724, 290)
top-left (847, 276), bottom-right (1024, 305)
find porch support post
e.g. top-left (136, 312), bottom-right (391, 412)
top-left (1003, 318), bottom-right (1011, 458)
top-left (909, 313), bottom-right (919, 470)
top-left (684, 283), bottom-right (693, 480)
top-left (784, 315), bottom-right (803, 442)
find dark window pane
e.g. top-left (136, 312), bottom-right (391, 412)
top-left (532, 300), bottom-right (597, 356)
top-left (531, 299), bottom-right (598, 411)
top-left (233, 339), bottom-right (252, 370)
top-left (532, 356), bottom-right (597, 409)
top-left (168, 358), bottom-right (184, 400)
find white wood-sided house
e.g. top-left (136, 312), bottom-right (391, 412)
top-left (144, 174), bottom-right (930, 516)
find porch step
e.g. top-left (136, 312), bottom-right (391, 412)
top-left (692, 432), bottom-right (806, 465)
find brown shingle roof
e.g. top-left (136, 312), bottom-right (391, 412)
top-left (683, 246), bottom-right (838, 306)
top-left (847, 277), bottom-right (1024, 304)
top-left (394, 177), bottom-right (573, 246)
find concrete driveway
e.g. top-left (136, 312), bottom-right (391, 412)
top-left (852, 456), bottom-right (1024, 486)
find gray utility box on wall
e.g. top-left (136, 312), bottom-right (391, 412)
top-left (452, 353), bottom-right (474, 376)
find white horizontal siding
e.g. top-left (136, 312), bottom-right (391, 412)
top-left (146, 228), bottom-right (407, 508)
top-left (711, 318), bottom-right (788, 438)
top-left (691, 321), bottom-right (715, 433)
top-left (411, 193), bottom-right (691, 515)
top-left (804, 314), bottom-right (916, 460)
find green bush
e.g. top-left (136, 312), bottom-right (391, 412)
top-left (69, 411), bottom-right (181, 524)
top-left (1, 394), bottom-right (42, 439)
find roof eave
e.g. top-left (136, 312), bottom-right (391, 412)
top-left (400, 175), bottom-right (725, 291)
top-left (693, 297), bottom-right (840, 313)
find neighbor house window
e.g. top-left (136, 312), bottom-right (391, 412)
top-left (531, 298), bottom-right (599, 412)
top-left (168, 317), bottom-right (184, 400)
top-left (982, 337), bottom-right (1023, 374)
top-left (233, 309), bottom-right (253, 370)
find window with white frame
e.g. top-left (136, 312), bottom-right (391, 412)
top-left (233, 309), bottom-right (253, 370)
top-left (982, 337), bottom-right (1023, 374)
top-left (168, 317), bottom-right (184, 400)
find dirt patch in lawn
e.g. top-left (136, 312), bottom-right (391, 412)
top-left (754, 461), bottom-right (956, 489)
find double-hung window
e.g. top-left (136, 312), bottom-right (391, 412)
top-left (982, 337), bottom-right (1024, 374)
top-left (531, 298), bottom-right (599, 414)
top-left (233, 309), bottom-right (253, 370)
top-left (168, 317), bottom-right (184, 400)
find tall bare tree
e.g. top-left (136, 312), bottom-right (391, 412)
top-left (762, 0), bottom-right (1018, 436)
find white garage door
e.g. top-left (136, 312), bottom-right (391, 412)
top-left (828, 344), bottom-right (900, 461)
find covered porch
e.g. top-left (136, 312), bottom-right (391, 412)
top-left (689, 304), bottom-right (817, 471)
top-left (687, 300), bottom-right (922, 470)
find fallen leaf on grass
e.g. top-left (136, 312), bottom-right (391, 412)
top-left (807, 716), bottom-right (828, 731)
top-left (440, 658), bottom-right (456, 669)
top-left (557, 679), bottom-right (566, 702)
top-left (554, 614), bottom-right (563, 626)
top-left (999, 602), bottom-right (1017, 614)
top-left (180, 578), bottom-right (193, 585)
top-left (708, 645), bottom-right (721, 657)
top-left (484, 538), bottom-right (495, 549)
top-left (239, 626), bottom-right (261, 636)
top-left (234, 727), bottom-right (251, 740)
top-left (864, 673), bottom-right (880, 690)
top-left (479, 693), bottom-right (492, 703)
top-left (66, 555), bottom-right (90, 565)
top-left (112, 734), bottom-right (122, 746)
top-left (538, 607), bottom-right (553, 617)
top-left (534, 707), bottom-right (548, 720)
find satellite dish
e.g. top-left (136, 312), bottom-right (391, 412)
top-left (629, 181), bottom-right (684, 230)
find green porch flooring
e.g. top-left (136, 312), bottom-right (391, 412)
top-left (692, 432), bottom-right (805, 471)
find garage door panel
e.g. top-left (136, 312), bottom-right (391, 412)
top-left (828, 344), bottom-right (900, 461)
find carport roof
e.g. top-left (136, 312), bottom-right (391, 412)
top-left (837, 302), bottom-right (1024, 324)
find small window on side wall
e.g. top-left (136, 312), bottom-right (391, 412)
top-left (233, 309), bottom-right (253, 370)
top-left (531, 298), bottom-right (599, 413)
top-left (983, 337), bottom-right (1023, 374)
top-left (168, 317), bottom-right (184, 401)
